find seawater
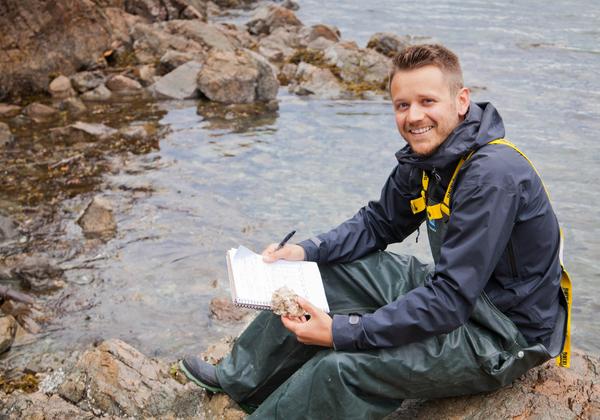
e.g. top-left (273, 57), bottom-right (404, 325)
top-left (36, 0), bottom-right (600, 358)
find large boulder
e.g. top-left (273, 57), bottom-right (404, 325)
top-left (258, 27), bottom-right (299, 63)
top-left (0, 0), bottom-right (114, 99)
top-left (56, 339), bottom-right (206, 417)
top-left (323, 42), bottom-right (391, 88)
top-left (197, 49), bottom-right (278, 104)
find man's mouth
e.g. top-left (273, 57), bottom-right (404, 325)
top-left (409, 126), bottom-right (434, 135)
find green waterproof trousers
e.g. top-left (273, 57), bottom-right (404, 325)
top-left (215, 252), bottom-right (553, 419)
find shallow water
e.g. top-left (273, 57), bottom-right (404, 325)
top-left (6, 0), bottom-right (600, 362)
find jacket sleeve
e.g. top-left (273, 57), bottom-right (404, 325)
top-left (297, 164), bottom-right (424, 264)
top-left (332, 156), bottom-right (521, 350)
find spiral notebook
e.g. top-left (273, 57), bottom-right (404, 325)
top-left (226, 246), bottom-right (330, 312)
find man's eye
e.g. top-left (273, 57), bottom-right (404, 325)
top-left (423, 98), bottom-right (434, 105)
top-left (396, 103), bottom-right (409, 111)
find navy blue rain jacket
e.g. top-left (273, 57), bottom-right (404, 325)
top-left (299, 102), bottom-right (562, 351)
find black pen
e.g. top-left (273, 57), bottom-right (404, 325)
top-left (275, 230), bottom-right (296, 251)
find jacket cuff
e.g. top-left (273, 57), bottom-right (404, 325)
top-left (332, 314), bottom-right (362, 351)
top-left (298, 238), bottom-right (321, 262)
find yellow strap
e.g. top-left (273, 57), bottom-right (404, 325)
top-left (410, 172), bottom-right (429, 214)
top-left (486, 140), bottom-right (571, 368)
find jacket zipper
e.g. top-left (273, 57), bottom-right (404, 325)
top-left (507, 239), bottom-right (518, 279)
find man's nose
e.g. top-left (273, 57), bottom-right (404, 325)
top-left (407, 105), bottom-right (424, 123)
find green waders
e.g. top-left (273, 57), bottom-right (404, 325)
top-left (216, 214), bottom-right (556, 418)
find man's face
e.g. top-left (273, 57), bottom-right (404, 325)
top-left (390, 65), bottom-right (470, 157)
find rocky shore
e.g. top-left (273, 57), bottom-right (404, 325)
top-left (1, 0), bottom-right (599, 418)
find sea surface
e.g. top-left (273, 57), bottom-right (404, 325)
top-left (16, 0), bottom-right (600, 360)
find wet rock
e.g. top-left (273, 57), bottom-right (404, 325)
top-left (81, 84), bottom-right (113, 101)
top-left (278, 62), bottom-right (297, 85)
top-left (76, 196), bottom-right (117, 239)
top-left (58, 339), bottom-right (207, 417)
top-left (0, 122), bottom-right (14, 147)
top-left (209, 297), bottom-right (252, 322)
top-left (0, 393), bottom-right (94, 420)
top-left (388, 350), bottom-right (600, 419)
top-left (60, 97), bottom-right (87, 115)
top-left (366, 32), bottom-right (411, 58)
top-left (71, 121), bottom-right (118, 139)
top-left (70, 71), bottom-right (106, 93)
top-left (246, 4), bottom-right (303, 36)
top-left (151, 60), bottom-right (203, 99)
top-left (290, 62), bottom-right (344, 99)
top-left (323, 42), bottom-right (391, 88)
top-left (158, 49), bottom-right (196, 74)
top-left (22, 102), bottom-right (59, 122)
top-left (106, 74), bottom-right (143, 92)
top-left (0, 214), bottom-right (19, 242)
top-left (197, 49), bottom-right (278, 104)
top-left (48, 75), bottom-right (75, 99)
top-left (0, 103), bottom-right (22, 118)
top-left (0, 315), bottom-right (17, 354)
top-left (11, 255), bottom-right (65, 292)
top-left (0, 0), bottom-right (114, 99)
top-left (271, 286), bottom-right (303, 317)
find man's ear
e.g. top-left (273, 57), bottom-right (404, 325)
top-left (457, 87), bottom-right (470, 117)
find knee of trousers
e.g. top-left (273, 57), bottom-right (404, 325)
top-left (309, 351), bottom-right (360, 388)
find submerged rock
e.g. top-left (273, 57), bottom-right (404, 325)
top-left (80, 84), bottom-right (113, 102)
top-left (76, 196), bottom-right (117, 239)
top-left (0, 103), bottom-right (21, 118)
top-left (271, 286), bottom-right (303, 317)
top-left (209, 297), bottom-right (252, 322)
top-left (71, 121), bottom-right (118, 140)
top-left (22, 102), bottom-right (59, 122)
top-left (0, 214), bottom-right (19, 242)
top-left (10, 255), bottom-right (64, 292)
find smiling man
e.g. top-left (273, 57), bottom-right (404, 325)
top-left (180, 44), bottom-right (569, 419)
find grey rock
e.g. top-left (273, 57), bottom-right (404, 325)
top-left (298, 24), bottom-right (340, 46)
top-left (151, 60), bottom-right (203, 99)
top-left (0, 214), bottom-right (19, 241)
top-left (48, 75), bottom-right (75, 99)
top-left (71, 122), bottom-right (118, 139)
top-left (0, 121), bottom-right (14, 147)
top-left (258, 27), bottom-right (299, 63)
top-left (81, 84), bottom-right (112, 101)
top-left (163, 19), bottom-right (239, 52)
top-left (106, 74), bottom-right (143, 92)
top-left (197, 49), bottom-right (278, 104)
top-left (181, 4), bottom-right (207, 21)
top-left (58, 339), bottom-right (207, 417)
top-left (76, 196), bottom-right (117, 239)
top-left (0, 315), bottom-right (17, 354)
top-left (246, 4), bottom-right (303, 36)
top-left (0, 392), bottom-right (94, 420)
top-left (131, 21), bottom-right (205, 64)
top-left (366, 32), bottom-right (411, 58)
top-left (70, 71), bottom-right (106, 93)
top-left (0, 103), bottom-right (21, 118)
top-left (136, 64), bottom-right (158, 85)
top-left (281, 0), bottom-right (299, 11)
top-left (290, 62), bottom-right (344, 99)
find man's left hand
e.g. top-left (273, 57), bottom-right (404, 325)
top-left (281, 296), bottom-right (333, 348)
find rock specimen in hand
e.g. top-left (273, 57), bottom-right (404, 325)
top-left (271, 287), bottom-right (304, 317)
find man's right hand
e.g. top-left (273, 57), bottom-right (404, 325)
top-left (262, 243), bottom-right (305, 263)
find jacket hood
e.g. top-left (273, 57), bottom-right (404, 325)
top-left (395, 101), bottom-right (505, 170)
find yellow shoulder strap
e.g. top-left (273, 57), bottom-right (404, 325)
top-left (489, 139), bottom-right (572, 368)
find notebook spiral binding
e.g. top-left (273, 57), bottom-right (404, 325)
top-left (235, 299), bottom-right (272, 310)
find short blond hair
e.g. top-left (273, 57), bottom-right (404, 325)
top-left (389, 44), bottom-right (464, 94)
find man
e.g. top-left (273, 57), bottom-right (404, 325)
top-left (180, 44), bottom-right (568, 419)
